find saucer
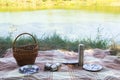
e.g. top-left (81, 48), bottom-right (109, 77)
top-left (19, 65), bottom-right (39, 74)
top-left (83, 63), bottom-right (102, 72)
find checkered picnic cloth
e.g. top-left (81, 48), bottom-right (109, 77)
top-left (1, 70), bottom-right (120, 80)
top-left (0, 49), bottom-right (120, 80)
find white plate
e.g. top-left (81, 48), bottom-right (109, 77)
top-left (19, 65), bottom-right (39, 74)
top-left (83, 63), bottom-right (102, 71)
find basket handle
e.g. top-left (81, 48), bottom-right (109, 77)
top-left (13, 33), bottom-right (37, 48)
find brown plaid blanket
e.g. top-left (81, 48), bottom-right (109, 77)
top-left (0, 49), bottom-right (120, 80)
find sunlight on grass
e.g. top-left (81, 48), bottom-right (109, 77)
top-left (0, 0), bottom-right (120, 13)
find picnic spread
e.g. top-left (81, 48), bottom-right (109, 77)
top-left (0, 49), bottom-right (120, 80)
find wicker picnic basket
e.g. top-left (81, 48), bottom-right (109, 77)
top-left (12, 33), bottom-right (38, 66)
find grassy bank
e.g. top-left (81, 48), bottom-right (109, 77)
top-left (0, 0), bottom-right (120, 13)
top-left (0, 33), bottom-right (110, 57)
top-left (0, 37), bottom-right (12, 57)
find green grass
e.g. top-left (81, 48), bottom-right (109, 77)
top-left (0, 37), bottom-right (12, 57)
top-left (80, 27), bottom-right (109, 49)
top-left (0, 32), bottom-right (110, 57)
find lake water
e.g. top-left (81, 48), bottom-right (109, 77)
top-left (0, 10), bottom-right (120, 42)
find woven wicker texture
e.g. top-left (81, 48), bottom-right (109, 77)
top-left (12, 33), bottom-right (38, 66)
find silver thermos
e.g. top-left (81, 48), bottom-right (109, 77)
top-left (78, 44), bottom-right (84, 66)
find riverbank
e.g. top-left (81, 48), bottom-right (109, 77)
top-left (0, 32), bottom-right (113, 57)
top-left (0, 0), bottom-right (120, 13)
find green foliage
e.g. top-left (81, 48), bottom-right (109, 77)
top-left (38, 33), bottom-right (68, 50)
top-left (80, 27), bottom-right (109, 49)
top-left (0, 37), bottom-right (12, 57)
top-left (80, 37), bottom-right (109, 49)
top-left (0, 30), bottom-right (110, 57)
